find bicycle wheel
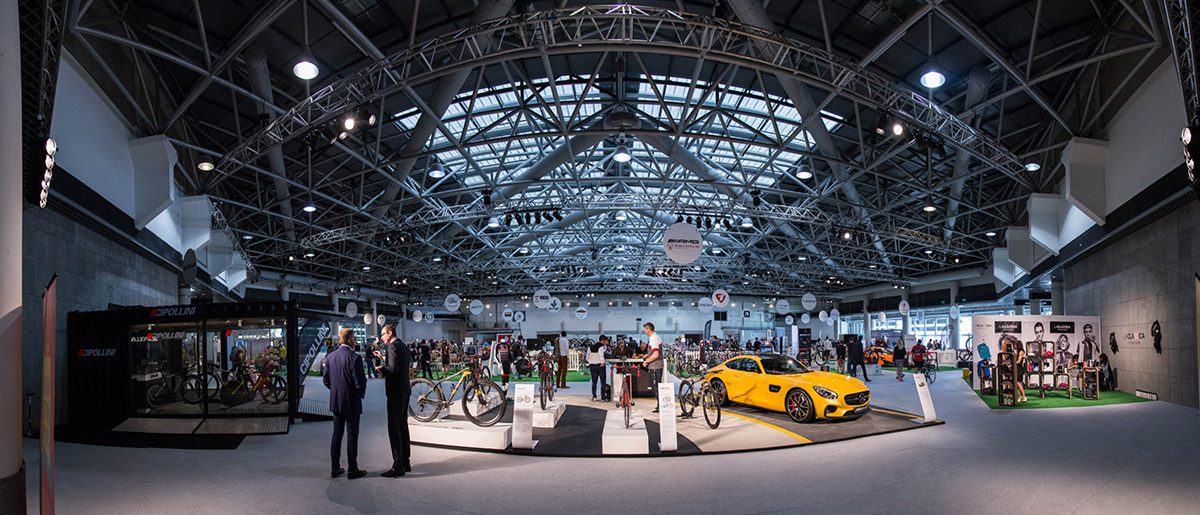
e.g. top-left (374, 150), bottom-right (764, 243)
top-left (623, 376), bottom-right (632, 428)
top-left (926, 366), bottom-right (937, 384)
top-left (462, 379), bottom-right (506, 427)
top-left (701, 386), bottom-right (722, 429)
top-left (203, 372), bottom-right (222, 401)
top-left (543, 371), bottom-right (555, 403)
top-left (146, 383), bottom-right (165, 408)
top-left (539, 381), bottom-right (547, 410)
top-left (181, 375), bottom-right (204, 404)
top-left (408, 379), bottom-right (444, 422)
top-left (813, 352), bottom-right (828, 368)
top-left (262, 375), bottom-right (286, 404)
top-left (678, 381), bottom-right (696, 418)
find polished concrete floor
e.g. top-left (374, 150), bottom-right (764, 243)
top-left (24, 370), bottom-right (1200, 514)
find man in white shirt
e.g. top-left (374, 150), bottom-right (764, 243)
top-left (555, 330), bottom-right (571, 388)
top-left (642, 322), bottom-right (664, 413)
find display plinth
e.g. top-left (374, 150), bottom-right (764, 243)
top-left (867, 364), bottom-right (882, 375)
top-left (532, 401), bottom-right (566, 428)
top-left (602, 409), bottom-right (649, 455)
top-left (409, 418), bottom-right (513, 450)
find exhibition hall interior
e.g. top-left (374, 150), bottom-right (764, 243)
top-left (3, 0), bottom-right (1200, 513)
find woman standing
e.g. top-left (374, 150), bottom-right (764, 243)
top-left (893, 341), bottom-right (907, 381)
top-left (587, 336), bottom-right (610, 401)
top-left (438, 340), bottom-right (450, 377)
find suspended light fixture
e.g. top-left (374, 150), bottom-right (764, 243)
top-left (797, 164), bottom-right (813, 180)
top-left (428, 162), bottom-right (446, 179)
top-left (1024, 162), bottom-right (1041, 172)
top-left (302, 203), bottom-right (317, 213)
top-left (740, 216), bottom-right (754, 228)
top-left (890, 119), bottom-right (906, 137)
top-left (986, 231), bottom-right (997, 237)
top-left (842, 230), bottom-right (853, 240)
top-left (1183, 126), bottom-right (1200, 180)
top-left (197, 161), bottom-right (214, 172)
top-left (292, 0), bottom-right (319, 80)
top-left (922, 201), bottom-right (937, 213)
top-left (613, 144), bottom-right (632, 163)
top-left (343, 116), bottom-right (356, 131)
top-left (614, 210), bottom-right (628, 221)
top-left (487, 216), bottom-right (501, 228)
top-left (920, 64), bottom-right (946, 89)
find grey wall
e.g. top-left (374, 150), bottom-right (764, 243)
top-left (1064, 199), bottom-right (1200, 407)
top-left (22, 207), bottom-right (178, 423)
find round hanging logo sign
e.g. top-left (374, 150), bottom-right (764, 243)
top-left (444, 294), bottom-right (461, 311)
top-left (898, 300), bottom-right (910, 316)
top-left (801, 313), bottom-right (811, 324)
top-left (711, 289), bottom-right (731, 308)
top-left (425, 314), bottom-right (434, 324)
top-left (801, 293), bottom-right (817, 311)
top-left (346, 301), bottom-right (358, 319)
top-left (575, 307), bottom-right (588, 319)
top-left (818, 310), bottom-right (828, 322)
top-left (949, 305), bottom-right (960, 320)
top-left (829, 308), bottom-right (840, 321)
top-left (878, 312), bottom-right (887, 324)
top-left (469, 299), bottom-right (485, 316)
top-left (377, 314), bottom-right (386, 326)
top-left (513, 311), bottom-right (526, 323)
top-left (663, 222), bottom-right (703, 264)
top-left (785, 315), bottom-right (795, 325)
top-left (826, 316), bottom-right (835, 326)
top-left (363, 313), bottom-right (373, 325)
top-left (697, 297), bottom-right (714, 313)
top-left (548, 297), bottom-right (562, 313)
top-left (412, 309), bottom-right (423, 322)
top-left (742, 309), bottom-right (752, 319)
top-left (667, 306), bottom-right (679, 318)
top-left (533, 289), bottom-right (552, 309)
top-left (776, 299), bottom-right (790, 315)
top-left (502, 308), bottom-right (514, 322)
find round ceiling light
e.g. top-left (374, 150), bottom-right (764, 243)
top-left (613, 145), bottom-right (632, 163)
top-left (45, 137), bottom-right (57, 155)
top-left (919, 68), bottom-right (946, 89)
top-left (428, 163), bottom-right (446, 179)
top-left (614, 210), bottom-right (628, 221)
top-left (740, 216), bottom-right (754, 228)
top-left (292, 52), bottom-right (319, 80)
top-left (891, 121), bottom-right (905, 136)
top-left (197, 161), bottom-right (214, 172)
top-left (487, 216), bottom-right (501, 228)
top-left (302, 203), bottom-right (317, 213)
top-left (986, 231), bottom-right (997, 237)
top-left (797, 164), bottom-right (813, 180)
top-left (922, 203), bottom-right (937, 213)
top-left (1024, 162), bottom-right (1041, 172)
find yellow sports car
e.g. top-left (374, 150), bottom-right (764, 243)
top-left (704, 353), bottom-right (870, 422)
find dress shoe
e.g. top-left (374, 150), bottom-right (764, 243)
top-left (347, 469), bottom-right (368, 480)
top-left (381, 469), bottom-right (405, 478)
top-left (404, 464), bottom-right (412, 473)
top-left (331, 467), bottom-right (345, 478)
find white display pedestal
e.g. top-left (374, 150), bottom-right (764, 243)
top-left (409, 419), bottom-right (513, 450)
top-left (532, 401), bottom-right (566, 428)
top-left (602, 409), bottom-right (649, 455)
top-left (868, 363), bottom-right (882, 375)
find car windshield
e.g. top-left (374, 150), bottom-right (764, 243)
top-left (760, 356), bottom-right (811, 375)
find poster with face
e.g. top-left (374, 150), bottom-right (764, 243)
top-left (972, 315), bottom-right (1102, 367)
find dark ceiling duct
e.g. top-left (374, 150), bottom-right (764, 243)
top-left (245, 46), bottom-right (296, 243)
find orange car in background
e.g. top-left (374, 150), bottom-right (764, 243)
top-left (863, 346), bottom-right (893, 366)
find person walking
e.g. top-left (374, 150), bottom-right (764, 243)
top-left (642, 323), bottom-right (665, 413)
top-left (495, 338), bottom-right (512, 389)
top-left (374, 324), bottom-right (412, 477)
top-left (893, 341), bottom-right (907, 381)
top-left (587, 336), bottom-right (609, 401)
top-left (323, 328), bottom-right (367, 479)
top-left (417, 340), bottom-right (432, 379)
top-left (438, 340), bottom-right (450, 377)
top-left (847, 336), bottom-right (871, 382)
top-left (555, 331), bottom-right (571, 389)
top-left (835, 338), bottom-right (847, 374)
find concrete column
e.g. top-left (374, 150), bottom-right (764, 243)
top-left (368, 299), bottom-right (379, 338)
top-left (178, 286), bottom-right (193, 305)
top-left (1051, 278), bottom-right (1065, 315)
top-left (0, 0), bottom-right (24, 504)
top-left (948, 283), bottom-right (960, 349)
top-left (900, 290), bottom-right (910, 337)
top-left (277, 285), bottom-right (290, 302)
top-left (399, 304), bottom-right (408, 340)
top-left (862, 298), bottom-right (871, 341)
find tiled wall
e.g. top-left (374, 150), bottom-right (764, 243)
top-left (1064, 199), bottom-right (1200, 407)
top-left (22, 208), bottom-right (178, 422)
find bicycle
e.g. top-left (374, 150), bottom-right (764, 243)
top-left (409, 357), bottom-right (507, 427)
top-left (219, 362), bottom-right (286, 406)
top-left (915, 359), bottom-right (937, 384)
top-left (535, 351), bottom-right (556, 410)
top-left (611, 360), bottom-right (643, 429)
top-left (180, 362), bottom-right (224, 404)
top-left (146, 371), bottom-right (185, 408)
top-left (677, 375), bottom-right (721, 429)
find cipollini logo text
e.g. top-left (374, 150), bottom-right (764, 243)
top-left (78, 348), bottom-right (117, 357)
top-left (150, 306), bottom-right (197, 317)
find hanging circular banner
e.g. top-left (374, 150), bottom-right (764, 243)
top-left (776, 299), bottom-right (791, 315)
top-left (363, 313), bottom-right (373, 325)
top-left (533, 289), bottom-right (552, 309)
top-left (830, 308), bottom-right (840, 321)
top-left (711, 289), bottom-right (731, 308)
top-left (667, 305), bottom-right (680, 318)
top-left (801, 293), bottom-right (817, 311)
top-left (548, 297), bottom-right (562, 313)
top-left (698, 297), bottom-right (714, 313)
top-left (949, 305), bottom-right (961, 320)
top-left (826, 316), bottom-right (835, 327)
top-left (878, 312), bottom-right (887, 324)
top-left (412, 309), bottom-right (423, 323)
top-left (575, 307), bottom-right (588, 319)
top-left (662, 222), bottom-right (703, 264)
top-left (469, 299), bottom-right (485, 316)
top-left (444, 293), bottom-right (462, 311)
top-left (502, 308), bottom-right (514, 322)
top-left (801, 312), bottom-right (811, 324)
top-left (376, 314), bottom-right (386, 326)
top-left (513, 311), bottom-right (526, 323)
top-left (346, 301), bottom-right (358, 319)
top-left (899, 300), bottom-right (910, 316)
top-left (785, 315), bottom-right (795, 325)
top-left (818, 310), bottom-right (828, 322)
top-left (425, 314), bottom-right (434, 324)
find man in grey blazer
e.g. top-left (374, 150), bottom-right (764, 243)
top-left (323, 327), bottom-right (367, 479)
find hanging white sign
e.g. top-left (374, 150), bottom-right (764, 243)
top-left (830, 308), bottom-right (840, 321)
top-left (785, 315), bottom-right (795, 325)
top-left (363, 313), bottom-right (373, 325)
top-left (412, 309), bottom-right (423, 322)
top-left (502, 308), bottom-right (514, 322)
top-left (662, 222), bottom-right (703, 264)
top-left (548, 297), bottom-right (562, 313)
top-left (878, 312), bottom-right (887, 324)
top-left (575, 307), bottom-right (588, 319)
top-left (469, 299), bottom-right (485, 316)
top-left (345, 301), bottom-right (358, 319)
top-left (949, 305), bottom-right (960, 320)
top-left (826, 317), bottom-right (835, 327)
top-left (425, 314), bottom-right (434, 324)
top-left (818, 310), bottom-right (828, 322)
top-left (801, 293), bottom-right (817, 311)
top-left (711, 289), bottom-right (731, 308)
top-left (376, 314), bottom-right (386, 326)
top-left (667, 305), bottom-right (680, 318)
top-left (776, 299), bottom-right (791, 315)
top-left (513, 311), bottom-right (526, 323)
top-left (444, 294), bottom-right (462, 311)
top-left (698, 297), bottom-right (714, 313)
top-left (533, 289), bottom-right (552, 309)
top-left (800, 313), bottom-right (811, 324)
top-left (742, 309), bottom-right (752, 319)
top-left (899, 300), bottom-right (911, 316)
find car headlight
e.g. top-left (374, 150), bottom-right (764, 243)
top-left (813, 386), bottom-right (838, 400)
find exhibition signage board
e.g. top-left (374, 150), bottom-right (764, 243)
top-left (575, 307), bottom-right (588, 319)
top-left (667, 306), bottom-right (679, 318)
top-left (502, 308), bottom-right (514, 322)
top-left (776, 299), bottom-right (790, 315)
top-left (513, 311), bottom-right (526, 323)
top-left (913, 373), bottom-right (937, 423)
top-left (711, 289), bottom-right (730, 308)
top-left (412, 310), bottom-right (423, 322)
top-left (698, 297), bottom-right (714, 313)
top-left (898, 300), bottom-right (910, 315)
top-left (658, 382), bottom-right (677, 452)
top-left (469, 299), bottom-right (484, 315)
top-left (533, 289), bottom-right (552, 309)
top-left (345, 301), bottom-right (358, 318)
top-left (970, 315), bottom-right (1103, 365)
top-left (663, 222), bottom-right (703, 264)
top-left (512, 383), bottom-right (536, 450)
top-left (444, 294), bottom-right (461, 311)
top-left (547, 297), bottom-right (562, 313)
top-left (800, 313), bottom-right (810, 324)
top-left (801, 293), bottom-right (817, 311)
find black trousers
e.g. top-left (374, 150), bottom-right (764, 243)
top-left (589, 363), bottom-right (607, 398)
top-left (849, 359), bottom-right (869, 380)
top-left (386, 392), bottom-right (411, 471)
top-left (648, 367), bottom-right (663, 408)
top-left (331, 411), bottom-right (361, 471)
top-left (420, 359), bottom-right (433, 379)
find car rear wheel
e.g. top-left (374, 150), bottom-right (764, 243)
top-left (785, 389), bottom-right (815, 423)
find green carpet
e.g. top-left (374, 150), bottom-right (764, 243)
top-left (966, 377), bottom-right (1151, 409)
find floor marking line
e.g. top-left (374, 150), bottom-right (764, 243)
top-left (724, 412), bottom-right (813, 443)
top-left (871, 407), bottom-right (920, 418)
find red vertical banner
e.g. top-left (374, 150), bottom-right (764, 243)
top-left (41, 275), bottom-right (56, 515)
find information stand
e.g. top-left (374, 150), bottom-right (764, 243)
top-left (512, 383), bottom-right (536, 450)
top-left (997, 351), bottom-right (1017, 406)
top-left (1082, 367), bottom-right (1100, 400)
top-left (658, 382), bottom-right (677, 452)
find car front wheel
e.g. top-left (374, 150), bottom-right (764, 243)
top-left (785, 389), bottom-right (815, 423)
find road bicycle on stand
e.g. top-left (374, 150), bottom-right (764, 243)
top-left (916, 359), bottom-right (938, 384)
top-left (536, 351), bottom-right (556, 410)
top-left (677, 375), bottom-right (721, 429)
top-left (409, 357), bottom-right (507, 426)
top-left (612, 361), bottom-right (642, 429)
top-left (218, 362), bottom-right (286, 406)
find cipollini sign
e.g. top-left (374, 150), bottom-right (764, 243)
top-left (663, 222), bottom-right (703, 264)
top-left (77, 348), bottom-right (116, 358)
top-left (149, 306), bottom-right (197, 318)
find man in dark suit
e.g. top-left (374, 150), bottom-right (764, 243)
top-left (323, 328), bottom-right (367, 479)
top-left (375, 324), bottom-right (412, 477)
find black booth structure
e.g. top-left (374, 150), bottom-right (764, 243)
top-left (68, 301), bottom-right (341, 434)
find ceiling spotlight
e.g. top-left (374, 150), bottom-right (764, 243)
top-left (924, 249), bottom-right (933, 254)
top-left (432, 256), bottom-right (443, 262)
top-left (292, 51), bottom-right (319, 80)
top-left (45, 155), bottom-right (54, 170)
top-left (337, 131), bottom-right (348, 140)
top-left (922, 202), bottom-right (937, 213)
top-left (614, 210), bottom-right (628, 221)
top-left (197, 161), bottom-right (214, 172)
top-left (797, 164), bottom-right (813, 180)
top-left (342, 116), bottom-right (356, 131)
top-left (518, 247), bottom-right (529, 254)
top-left (241, 234), bottom-right (253, 240)
top-left (953, 256), bottom-right (961, 264)
top-left (842, 230), bottom-right (852, 240)
top-left (288, 255), bottom-right (295, 261)
top-left (1024, 162), bottom-right (1041, 172)
top-left (1185, 126), bottom-right (1195, 145)
top-left (919, 62), bottom-right (946, 89)
top-left (890, 120), bottom-right (905, 137)
top-left (740, 216), bottom-right (754, 228)
top-left (798, 256), bottom-right (807, 261)
top-left (986, 231), bottom-right (997, 237)
top-left (428, 162), bottom-right (446, 179)
top-left (613, 144), bottom-right (632, 163)
top-left (362, 266), bottom-right (371, 271)
top-left (367, 113), bottom-right (377, 126)
top-left (487, 216), bottom-right (501, 228)
top-left (302, 203), bottom-right (317, 213)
